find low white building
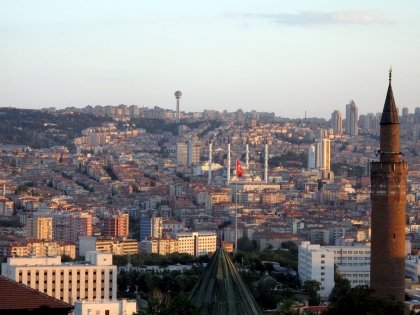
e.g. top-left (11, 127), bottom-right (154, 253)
top-left (74, 298), bottom-right (136, 315)
top-left (169, 231), bottom-right (217, 257)
top-left (298, 241), bottom-right (334, 298)
top-left (336, 265), bottom-right (370, 287)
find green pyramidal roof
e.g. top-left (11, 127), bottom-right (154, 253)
top-left (188, 248), bottom-right (263, 315)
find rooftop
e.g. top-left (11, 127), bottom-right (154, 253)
top-left (0, 275), bottom-right (73, 312)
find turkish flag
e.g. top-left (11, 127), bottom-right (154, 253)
top-left (236, 160), bottom-right (243, 177)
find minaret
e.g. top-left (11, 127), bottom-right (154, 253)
top-left (370, 69), bottom-right (408, 302)
top-left (226, 137), bottom-right (231, 185)
top-left (208, 137), bottom-right (213, 185)
top-left (246, 137), bottom-right (249, 170)
top-left (264, 138), bottom-right (268, 183)
top-left (174, 91), bottom-right (182, 124)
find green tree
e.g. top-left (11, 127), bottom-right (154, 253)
top-left (328, 274), bottom-right (351, 303)
top-left (238, 236), bottom-right (255, 252)
top-left (135, 293), bottom-right (200, 315)
top-left (303, 280), bottom-right (321, 306)
top-left (10, 158), bottom-right (17, 167)
top-left (323, 285), bottom-right (406, 315)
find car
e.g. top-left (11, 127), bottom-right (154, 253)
top-left (176, 263), bottom-right (181, 266)
top-left (139, 264), bottom-right (147, 268)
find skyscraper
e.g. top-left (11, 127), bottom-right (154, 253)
top-left (174, 91), bottom-right (182, 123)
top-left (314, 139), bottom-right (330, 172)
top-left (345, 100), bottom-right (358, 135)
top-left (370, 70), bottom-right (408, 302)
top-left (331, 110), bottom-right (343, 134)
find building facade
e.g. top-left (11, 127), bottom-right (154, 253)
top-left (331, 110), bottom-right (342, 134)
top-left (298, 241), bottom-right (334, 298)
top-left (1, 252), bottom-right (117, 305)
top-left (345, 100), bottom-right (358, 136)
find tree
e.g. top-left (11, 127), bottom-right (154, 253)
top-left (135, 293), bottom-right (200, 315)
top-left (323, 285), bottom-right (406, 315)
top-left (279, 299), bottom-right (294, 315)
top-left (238, 236), bottom-right (255, 252)
top-left (303, 280), bottom-right (321, 306)
top-left (10, 158), bottom-right (17, 167)
top-left (328, 274), bottom-right (351, 303)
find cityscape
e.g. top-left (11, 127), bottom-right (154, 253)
top-left (2, 1), bottom-right (420, 315)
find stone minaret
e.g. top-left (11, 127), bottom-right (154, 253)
top-left (226, 137), bottom-right (231, 185)
top-left (370, 70), bottom-right (408, 302)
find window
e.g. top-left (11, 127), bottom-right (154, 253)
top-left (321, 272), bottom-right (325, 275)
top-left (321, 278), bottom-right (325, 281)
top-left (321, 266), bottom-right (325, 270)
top-left (348, 251), bottom-right (352, 254)
top-left (321, 254), bottom-right (325, 258)
top-left (321, 260), bottom-right (325, 264)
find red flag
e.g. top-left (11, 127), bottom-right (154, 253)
top-left (236, 160), bottom-right (243, 177)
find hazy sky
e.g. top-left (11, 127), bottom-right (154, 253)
top-left (1, 0), bottom-right (420, 119)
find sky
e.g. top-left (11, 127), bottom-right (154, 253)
top-left (1, 0), bottom-right (420, 119)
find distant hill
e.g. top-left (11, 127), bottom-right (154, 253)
top-left (0, 108), bottom-right (112, 149)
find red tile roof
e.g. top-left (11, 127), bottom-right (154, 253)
top-left (0, 275), bottom-right (73, 311)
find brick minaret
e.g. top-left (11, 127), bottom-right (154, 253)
top-left (370, 70), bottom-right (408, 302)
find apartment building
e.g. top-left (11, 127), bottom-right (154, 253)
top-left (31, 212), bottom-right (93, 244)
top-left (103, 213), bottom-right (129, 238)
top-left (26, 216), bottom-right (53, 241)
top-left (298, 241), bottom-right (334, 298)
top-left (1, 251), bottom-right (117, 305)
top-left (78, 236), bottom-right (138, 256)
top-left (167, 232), bottom-right (217, 257)
top-left (141, 236), bottom-right (179, 255)
top-left (0, 196), bottom-right (13, 216)
top-left (139, 217), bottom-right (162, 240)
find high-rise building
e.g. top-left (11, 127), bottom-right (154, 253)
top-left (103, 213), bottom-right (129, 238)
top-left (176, 142), bottom-right (188, 165)
top-left (402, 107), bottom-right (409, 117)
top-left (25, 216), bottom-right (53, 241)
top-left (345, 100), bottom-right (358, 135)
top-left (51, 213), bottom-right (93, 244)
top-left (331, 110), bottom-right (342, 134)
top-left (307, 145), bottom-right (315, 171)
top-left (314, 139), bottom-right (330, 171)
top-left (236, 109), bottom-right (245, 123)
top-left (187, 139), bottom-right (200, 165)
top-left (370, 71), bottom-right (408, 302)
top-left (139, 217), bottom-right (163, 241)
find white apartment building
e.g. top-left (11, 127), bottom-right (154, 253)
top-left (170, 232), bottom-right (217, 257)
top-left (1, 251), bottom-right (117, 305)
top-left (298, 241), bottom-right (334, 298)
top-left (336, 265), bottom-right (370, 287)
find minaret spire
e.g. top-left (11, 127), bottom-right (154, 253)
top-left (380, 67), bottom-right (399, 125)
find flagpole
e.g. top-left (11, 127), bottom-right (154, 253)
top-left (235, 180), bottom-right (237, 254)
